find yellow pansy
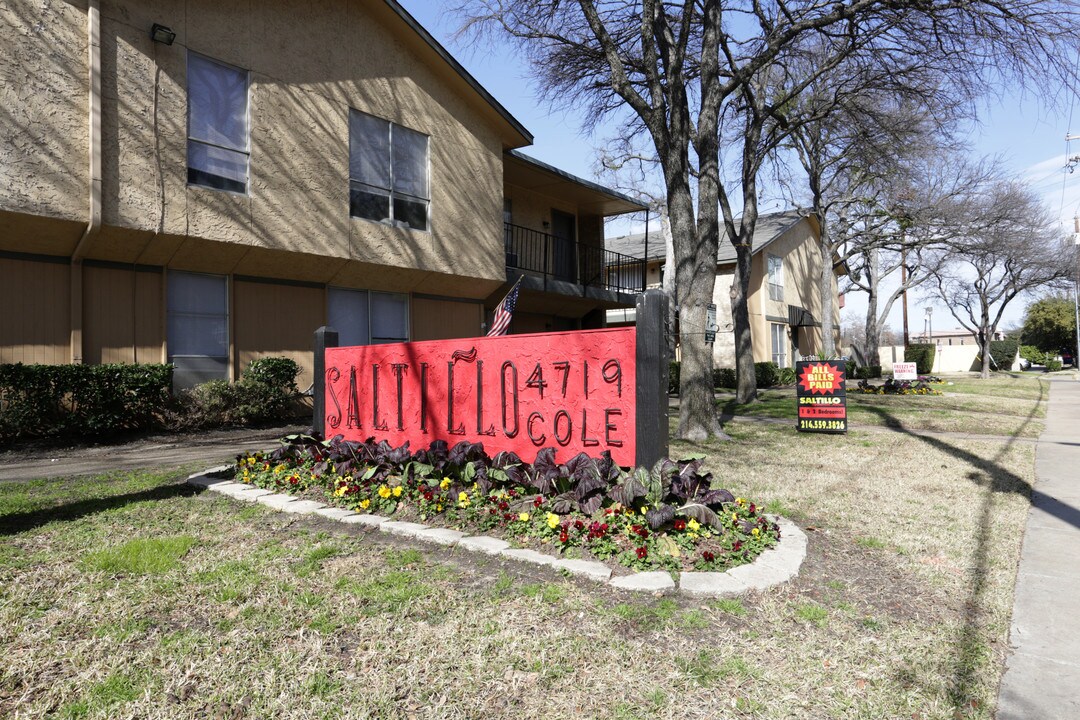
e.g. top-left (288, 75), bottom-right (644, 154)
top-left (359, 498), bottom-right (371, 510)
top-left (392, 486), bottom-right (402, 498)
top-left (687, 518), bottom-right (701, 532)
top-left (752, 527), bottom-right (760, 537)
top-left (440, 477), bottom-right (452, 490)
top-left (546, 512), bottom-right (560, 529)
top-left (334, 485), bottom-right (347, 497)
top-left (378, 485), bottom-right (392, 499)
top-left (519, 512), bottom-right (530, 522)
top-left (458, 491), bottom-right (471, 508)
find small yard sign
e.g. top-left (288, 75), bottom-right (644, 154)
top-left (893, 362), bottom-right (918, 380)
top-left (795, 360), bottom-right (847, 434)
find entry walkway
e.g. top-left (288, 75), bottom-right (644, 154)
top-left (996, 377), bottom-right (1080, 718)
top-left (0, 424), bottom-right (306, 482)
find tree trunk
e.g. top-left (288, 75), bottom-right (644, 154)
top-left (979, 329), bottom-right (991, 378)
top-left (669, 177), bottom-right (724, 441)
top-left (731, 243), bottom-right (756, 403)
top-left (863, 249), bottom-right (881, 366)
top-left (818, 227), bottom-right (836, 356)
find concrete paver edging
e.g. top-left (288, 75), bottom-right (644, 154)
top-left (187, 468), bottom-right (808, 597)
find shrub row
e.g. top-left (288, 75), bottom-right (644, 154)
top-left (668, 361), bottom-right (794, 392)
top-left (0, 357), bottom-right (303, 445)
top-left (989, 338), bottom-right (1020, 370)
top-left (0, 363), bottom-right (173, 442)
top-left (174, 357), bottom-right (301, 428)
top-left (904, 344), bottom-right (935, 375)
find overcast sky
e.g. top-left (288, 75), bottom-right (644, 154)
top-left (403, 2), bottom-right (1079, 338)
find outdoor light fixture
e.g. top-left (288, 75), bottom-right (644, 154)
top-left (150, 23), bottom-right (176, 45)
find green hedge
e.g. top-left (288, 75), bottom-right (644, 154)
top-left (711, 362), bottom-right (783, 389)
top-left (904, 344), bottom-right (936, 375)
top-left (855, 365), bottom-right (882, 380)
top-left (989, 338), bottom-right (1019, 370)
top-left (0, 363), bottom-right (173, 443)
top-left (179, 357), bottom-right (301, 427)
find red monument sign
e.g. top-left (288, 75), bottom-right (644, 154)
top-left (323, 328), bottom-right (637, 465)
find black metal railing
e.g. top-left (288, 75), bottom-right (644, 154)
top-left (504, 222), bottom-right (646, 294)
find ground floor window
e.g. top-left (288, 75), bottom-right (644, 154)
top-left (771, 322), bottom-right (788, 368)
top-left (167, 270), bottom-right (229, 387)
top-left (328, 288), bottom-right (409, 346)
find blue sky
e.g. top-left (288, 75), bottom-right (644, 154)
top-left (404, 2), bottom-right (1079, 336)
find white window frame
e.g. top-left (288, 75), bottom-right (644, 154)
top-left (767, 254), bottom-right (784, 302)
top-left (349, 109), bottom-right (430, 231)
top-left (186, 52), bottom-right (250, 194)
top-left (771, 322), bottom-right (787, 368)
top-left (328, 287), bottom-right (410, 346)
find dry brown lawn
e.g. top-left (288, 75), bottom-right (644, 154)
top-left (0, 375), bottom-right (1045, 719)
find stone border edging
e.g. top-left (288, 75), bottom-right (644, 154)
top-left (187, 467), bottom-right (806, 596)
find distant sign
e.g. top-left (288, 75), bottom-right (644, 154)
top-left (795, 360), bottom-right (847, 434)
top-left (893, 362), bottom-right (918, 380)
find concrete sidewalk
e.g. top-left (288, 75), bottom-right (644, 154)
top-left (0, 424), bottom-right (307, 482)
top-left (996, 378), bottom-right (1080, 718)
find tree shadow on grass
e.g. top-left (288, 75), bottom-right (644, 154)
top-left (858, 380), bottom-right (1067, 711)
top-left (0, 483), bottom-right (201, 537)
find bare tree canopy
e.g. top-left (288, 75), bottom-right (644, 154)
top-left (455, 0), bottom-right (1080, 439)
top-left (929, 181), bottom-right (1077, 377)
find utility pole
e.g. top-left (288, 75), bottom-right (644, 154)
top-left (1074, 217), bottom-right (1079, 377)
top-left (901, 249), bottom-right (910, 347)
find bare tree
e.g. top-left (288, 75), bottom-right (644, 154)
top-left (596, 148), bottom-right (680, 359)
top-left (781, 76), bottom-right (966, 356)
top-left (455, 0), bottom-right (1080, 440)
top-left (929, 181), bottom-right (1076, 378)
top-left (846, 245), bottom-right (938, 365)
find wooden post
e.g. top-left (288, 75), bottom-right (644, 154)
top-left (312, 326), bottom-right (338, 438)
top-left (635, 289), bottom-right (669, 468)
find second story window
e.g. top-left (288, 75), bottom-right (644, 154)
top-left (349, 110), bottom-right (430, 231)
top-left (187, 53), bottom-right (249, 194)
top-left (767, 254), bottom-right (784, 302)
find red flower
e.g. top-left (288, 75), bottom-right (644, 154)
top-left (559, 531), bottom-right (569, 544)
top-left (574, 520), bottom-right (585, 531)
top-left (534, 496), bottom-right (544, 507)
top-left (673, 519), bottom-right (687, 531)
top-left (702, 551), bottom-right (715, 562)
top-left (749, 503), bottom-right (757, 515)
top-left (498, 501), bottom-right (509, 511)
top-left (635, 547), bottom-right (648, 559)
top-left (733, 541), bottom-right (742, 552)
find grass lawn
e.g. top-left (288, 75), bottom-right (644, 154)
top-left (719, 372), bottom-right (1048, 438)
top-left (0, 375), bottom-right (1042, 719)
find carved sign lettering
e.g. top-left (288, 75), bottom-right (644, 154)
top-left (325, 327), bottom-right (637, 465)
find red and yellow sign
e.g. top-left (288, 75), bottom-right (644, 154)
top-left (324, 328), bottom-right (637, 465)
top-left (795, 360), bottom-right (847, 433)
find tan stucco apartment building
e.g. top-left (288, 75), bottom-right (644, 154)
top-left (0, 0), bottom-right (644, 389)
top-left (607, 210), bottom-right (844, 368)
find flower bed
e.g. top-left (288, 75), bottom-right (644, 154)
top-left (853, 378), bottom-right (943, 396)
top-left (234, 436), bottom-right (780, 573)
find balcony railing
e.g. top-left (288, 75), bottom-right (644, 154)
top-left (504, 222), bottom-right (645, 294)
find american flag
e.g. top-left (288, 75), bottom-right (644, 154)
top-left (487, 279), bottom-right (521, 337)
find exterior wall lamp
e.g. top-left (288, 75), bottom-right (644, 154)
top-left (150, 23), bottom-right (176, 45)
